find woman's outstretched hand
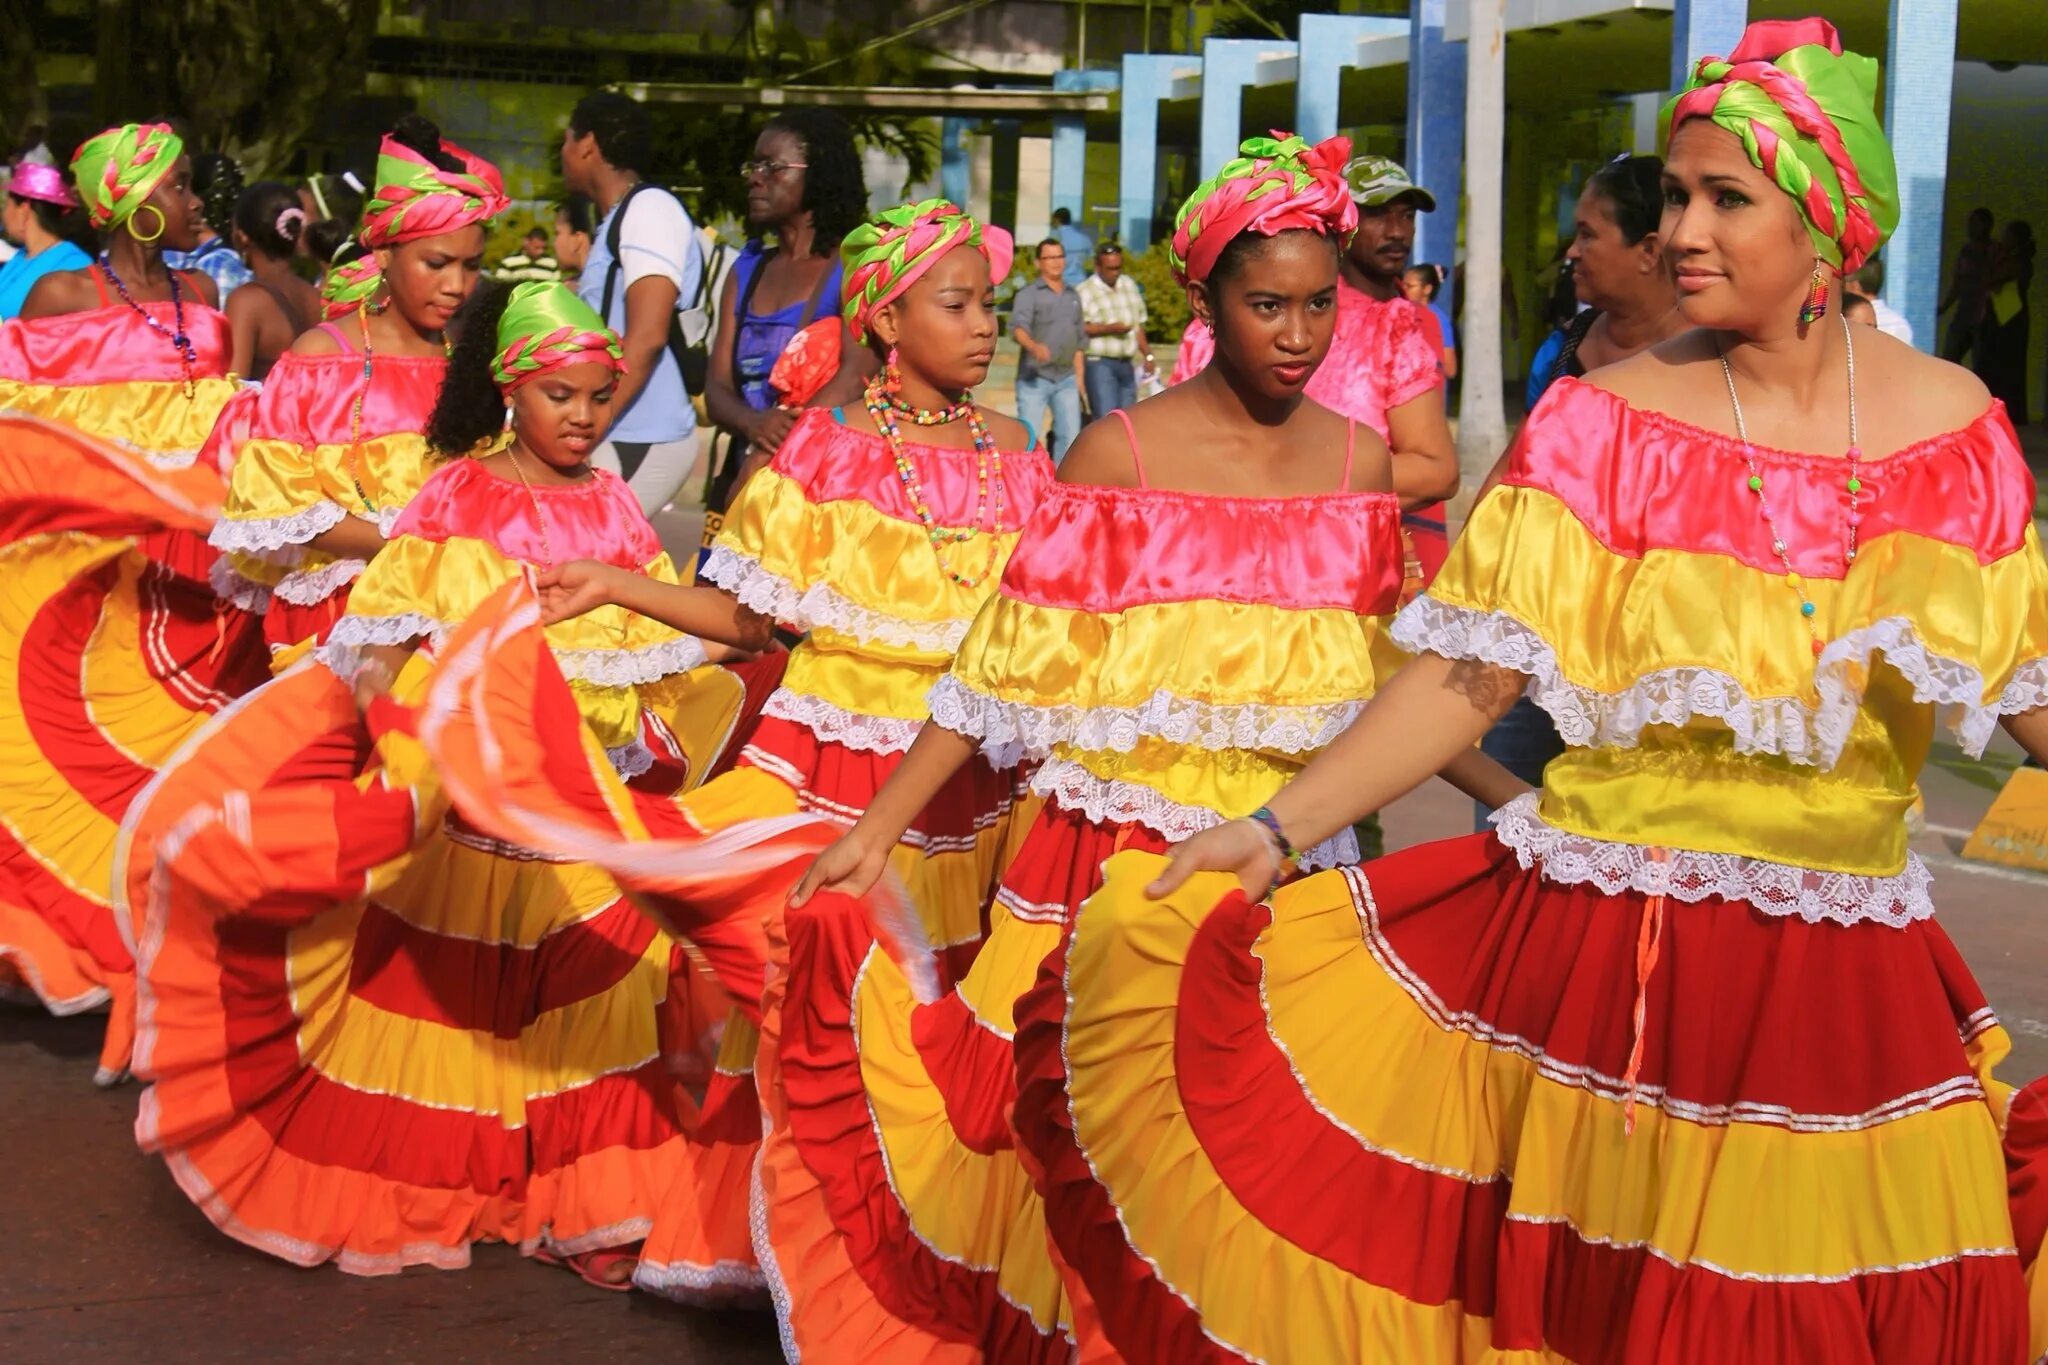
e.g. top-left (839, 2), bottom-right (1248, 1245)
top-left (536, 559), bottom-right (627, 625)
top-left (1146, 819), bottom-right (1286, 902)
top-left (789, 829), bottom-right (893, 908)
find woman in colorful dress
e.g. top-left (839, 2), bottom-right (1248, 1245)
top-left (208, 117), bottom-right (502, 666)
top-left (0, 123), bottom-right (266, 1080)
top-left (0, 159), bottom-right (94, 320)
top-left (520, 198), bottom-right (1051, 1307)
top-left (1022, 22), bottom-right (2048, 1362)
top-left (770, 135), bottom-right (1519, 1361)
top-left (123, 278), bottom-right (775, 1285)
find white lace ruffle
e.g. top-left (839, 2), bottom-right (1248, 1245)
top-left (701, 544), bottom-right (969, 654)
top-left (761, 687), bottom-right (923, 755)
top-left (608, 739), bottom-right (655, 780)
top-left (1029, 757), bottom-right (1358, 872)
top-left (208, 556), bottom-right (271, 613)
top-left (271, 558), bottom-right (366, 606)
top-left (1394, 597), bottom-right (2048, 768)
top-left (927, 674), bottom-right (1364, 771)
top-left (554, 635), bottom-right (708, 687)
top-left (1488, 792), bottom-right (1935, 927)
top-left (207, 500), bottom-right (350, 556)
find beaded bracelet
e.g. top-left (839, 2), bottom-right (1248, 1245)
top-left (1246, 806), bottom-right (1298, 866)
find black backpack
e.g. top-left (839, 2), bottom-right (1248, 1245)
top-left (599, 182), bottom-right (720, 397)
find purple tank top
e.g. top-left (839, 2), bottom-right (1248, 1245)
top-left (731, 241), bottom-right (843, 412)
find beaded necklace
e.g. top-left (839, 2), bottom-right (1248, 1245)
top-left (345, 302), bottom-right (454, 519)
top-left (880, 391), bottom-right (976, 426)
top-left (99, 256), bottom-right (199, 400)
top-left (863, 375), bottom-right (1006, 589)
top-left (501, 443), bottom-right (558, 571)
top-left (1718, 310), bottom-right (1862, 660)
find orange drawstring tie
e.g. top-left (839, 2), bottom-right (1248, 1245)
top-left (208, 599), bottom-right (230, 666)
top-left (1620, 848), bottom-right (1671, 1137)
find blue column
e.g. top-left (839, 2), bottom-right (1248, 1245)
top-left (940, 117), bottom-right (970, 209)
top-left (1669, 0), bottom-right (1749, 90)
top-left (1407, 0), bottom-right (1464, 285)
top-left (1119, 54), bottom-right (1190, 249)
top-left (1295, 15), bottom-right (1409, 145)
top-left (1051, 69), bottom-right (1120, 222)
top-left (1201, 38), bottom-right (1295, 179)
top-left (1882, 0), bottom-right (1957, 352)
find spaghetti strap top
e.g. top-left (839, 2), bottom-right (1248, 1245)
top-left (1111, 410), bottom-right (1356, 491)
top-left (314, 320), bottom-right (357, 353)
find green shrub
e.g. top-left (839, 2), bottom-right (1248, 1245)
top-left (1123, 243), bottom-right (1191, 345)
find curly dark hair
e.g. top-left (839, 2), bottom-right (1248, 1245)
top-left (569, 91), bottom-right (652, 176)
top-left (233, 181), bottom-right (305, 260)
top-left (557, 193), bottom-right (594, 237)
top-left (760, 109), bottom-right (867, 253)
top-left (1586, 154), bottom-right (1664, 246)
top-left (425, 278), bottom-right (515, 456)
top-left (191, 152), bottom-right (243, 240)
top-left (390, 113), bottom-right (465, 175)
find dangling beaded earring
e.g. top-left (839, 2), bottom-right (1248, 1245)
top-left (1798, 256), bottom-right (1830, 327)
top-left (883, 345), bottom-right (904, 395)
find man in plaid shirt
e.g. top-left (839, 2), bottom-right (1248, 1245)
top-left (1076, 240), bottom-right (1153, 419)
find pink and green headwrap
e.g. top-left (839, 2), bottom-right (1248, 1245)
top-left (360, 133), bottom-right (508, 249)
top-left (840, 199), bottom-right (1016, 343)
top-left (69, 123), bottom-right (183, 231)
top-left (491, 282), bottom-right (625, 392)
top-left (1663, 18), bottom-right (1897, 274)
top-left (320, 256), bottom-right (384, 320)
top-left (1169, 133), bottom-right (1357, 287)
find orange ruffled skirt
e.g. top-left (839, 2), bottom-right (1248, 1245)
top-left (124, 644), bottom-right (777, 1275)
top-left (0, 416), bottom-right (265, 1082)
top-left (1013, 835), bottom-right (2042, 1364)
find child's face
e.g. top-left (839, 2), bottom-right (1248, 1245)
top-left (1400, 273), bottom-right (1430, 304)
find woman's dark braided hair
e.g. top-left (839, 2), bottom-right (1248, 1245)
top-left (191, 152), bottom-right (244, 240)
top-left (424, 277), bottom-right (515, 456)
top-left (389, 113), bottom-right (465, 176)
top-left (763, 109), bottom-right (867, 254)
top-left (1587, 154), bottom-right (1664, 246)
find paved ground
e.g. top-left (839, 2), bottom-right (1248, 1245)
top-left (7, 350), bottom-right (2045, 1360)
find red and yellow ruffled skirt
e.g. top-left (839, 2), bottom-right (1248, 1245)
top-left (124, 655), bottom-right (770, 1275)
top-left (756, 803), bottom-right (1155, 1362)
top-left (0, 417), bottom-right (265, 1081)
top-left (1015, 834), bottom-right (2039, 1363)
top-left (633, 707), bottom-right (1025, 1307)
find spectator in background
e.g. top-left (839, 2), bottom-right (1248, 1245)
top-left (706, 107), bottom-right (872, 505)
top-left (0, 160), bottom-right (95, 320)
top-left (298, 169), bottom-right (366, 270)
top-left (1937, 206), bottom-right (1992, 363)
top-left (1401, 262), bottom-right (1457, 380)
top-left (561, 89), bottom-right (704, 517)
top-left (165, 151), bottom-right (255, 300)
top-left (222, 181), bottom-right (319, 380)
top-left (494, 225), bottom-right (561, 283)
top-left (1050, 205), bottom-right (1092, 287)
top-left (1076, 239), bottom-right (1151, 418)
top-left (1976, 219), bottom-right (2034, 425)
top-left (554, 194), bottom-right (594, 287)
top-left (1841, 256), bottom-right (1911, 345)
top-left (1010, 236), bottom-right (1084, 460)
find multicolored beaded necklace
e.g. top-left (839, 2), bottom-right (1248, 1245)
top-left (1718, 309), bottom-right (1863, 660)
top-left (99, 256), bottom-right (199, 400)
top-left (880, 391), bottom-right (976, 426)
top-left (863, 374), bottom-right (1006, 589)
top-left (345, 300), bottom-right (453, 518)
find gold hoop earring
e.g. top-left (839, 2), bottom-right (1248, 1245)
top-left (127, 205), bottom-right (166, 244)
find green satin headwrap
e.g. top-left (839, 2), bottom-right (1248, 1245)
top-left (492, 282), bottom-right (625, 391)
top-left (69, 123), bottom-right (184, 232)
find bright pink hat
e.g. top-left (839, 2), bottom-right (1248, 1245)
top-left (4, 162), bottom-right (79, 210)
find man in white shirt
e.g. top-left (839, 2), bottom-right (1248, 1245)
top-left (1076, 240), bottom-right (1152, 419)
top-left (1844, 257), bottom-right (1914, 346)
top-left (562, 90), bottom-right (704, 516)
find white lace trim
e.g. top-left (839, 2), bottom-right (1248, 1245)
top-left (272, 558), bottom-right (367, 606)
top-left (1394, 597), bottom-right (2048, 768)
top-left (701, 543), bottom-right (969, 653)
top-left (207, 500), bottom-right (350, 555)
top-left (321, 611), bottom-right (443, 652)
top-left (208, 555), bottom-right (270, 613)
top-left (1030, 756), bottom-right (1358, 872)
top-left (1488, 792), bottom-right (1936, 927)
top-left (927, 673), bottom-right (1365, 771)
top-left (608, 739), bottom-right (655, 780)
top-left (761, 687), bottom-right (923, 755)
top-left (553, 635), bottom-right (708, 687)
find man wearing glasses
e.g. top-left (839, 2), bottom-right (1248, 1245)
top-left (1009, 237), bottom-right (1084, 461)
